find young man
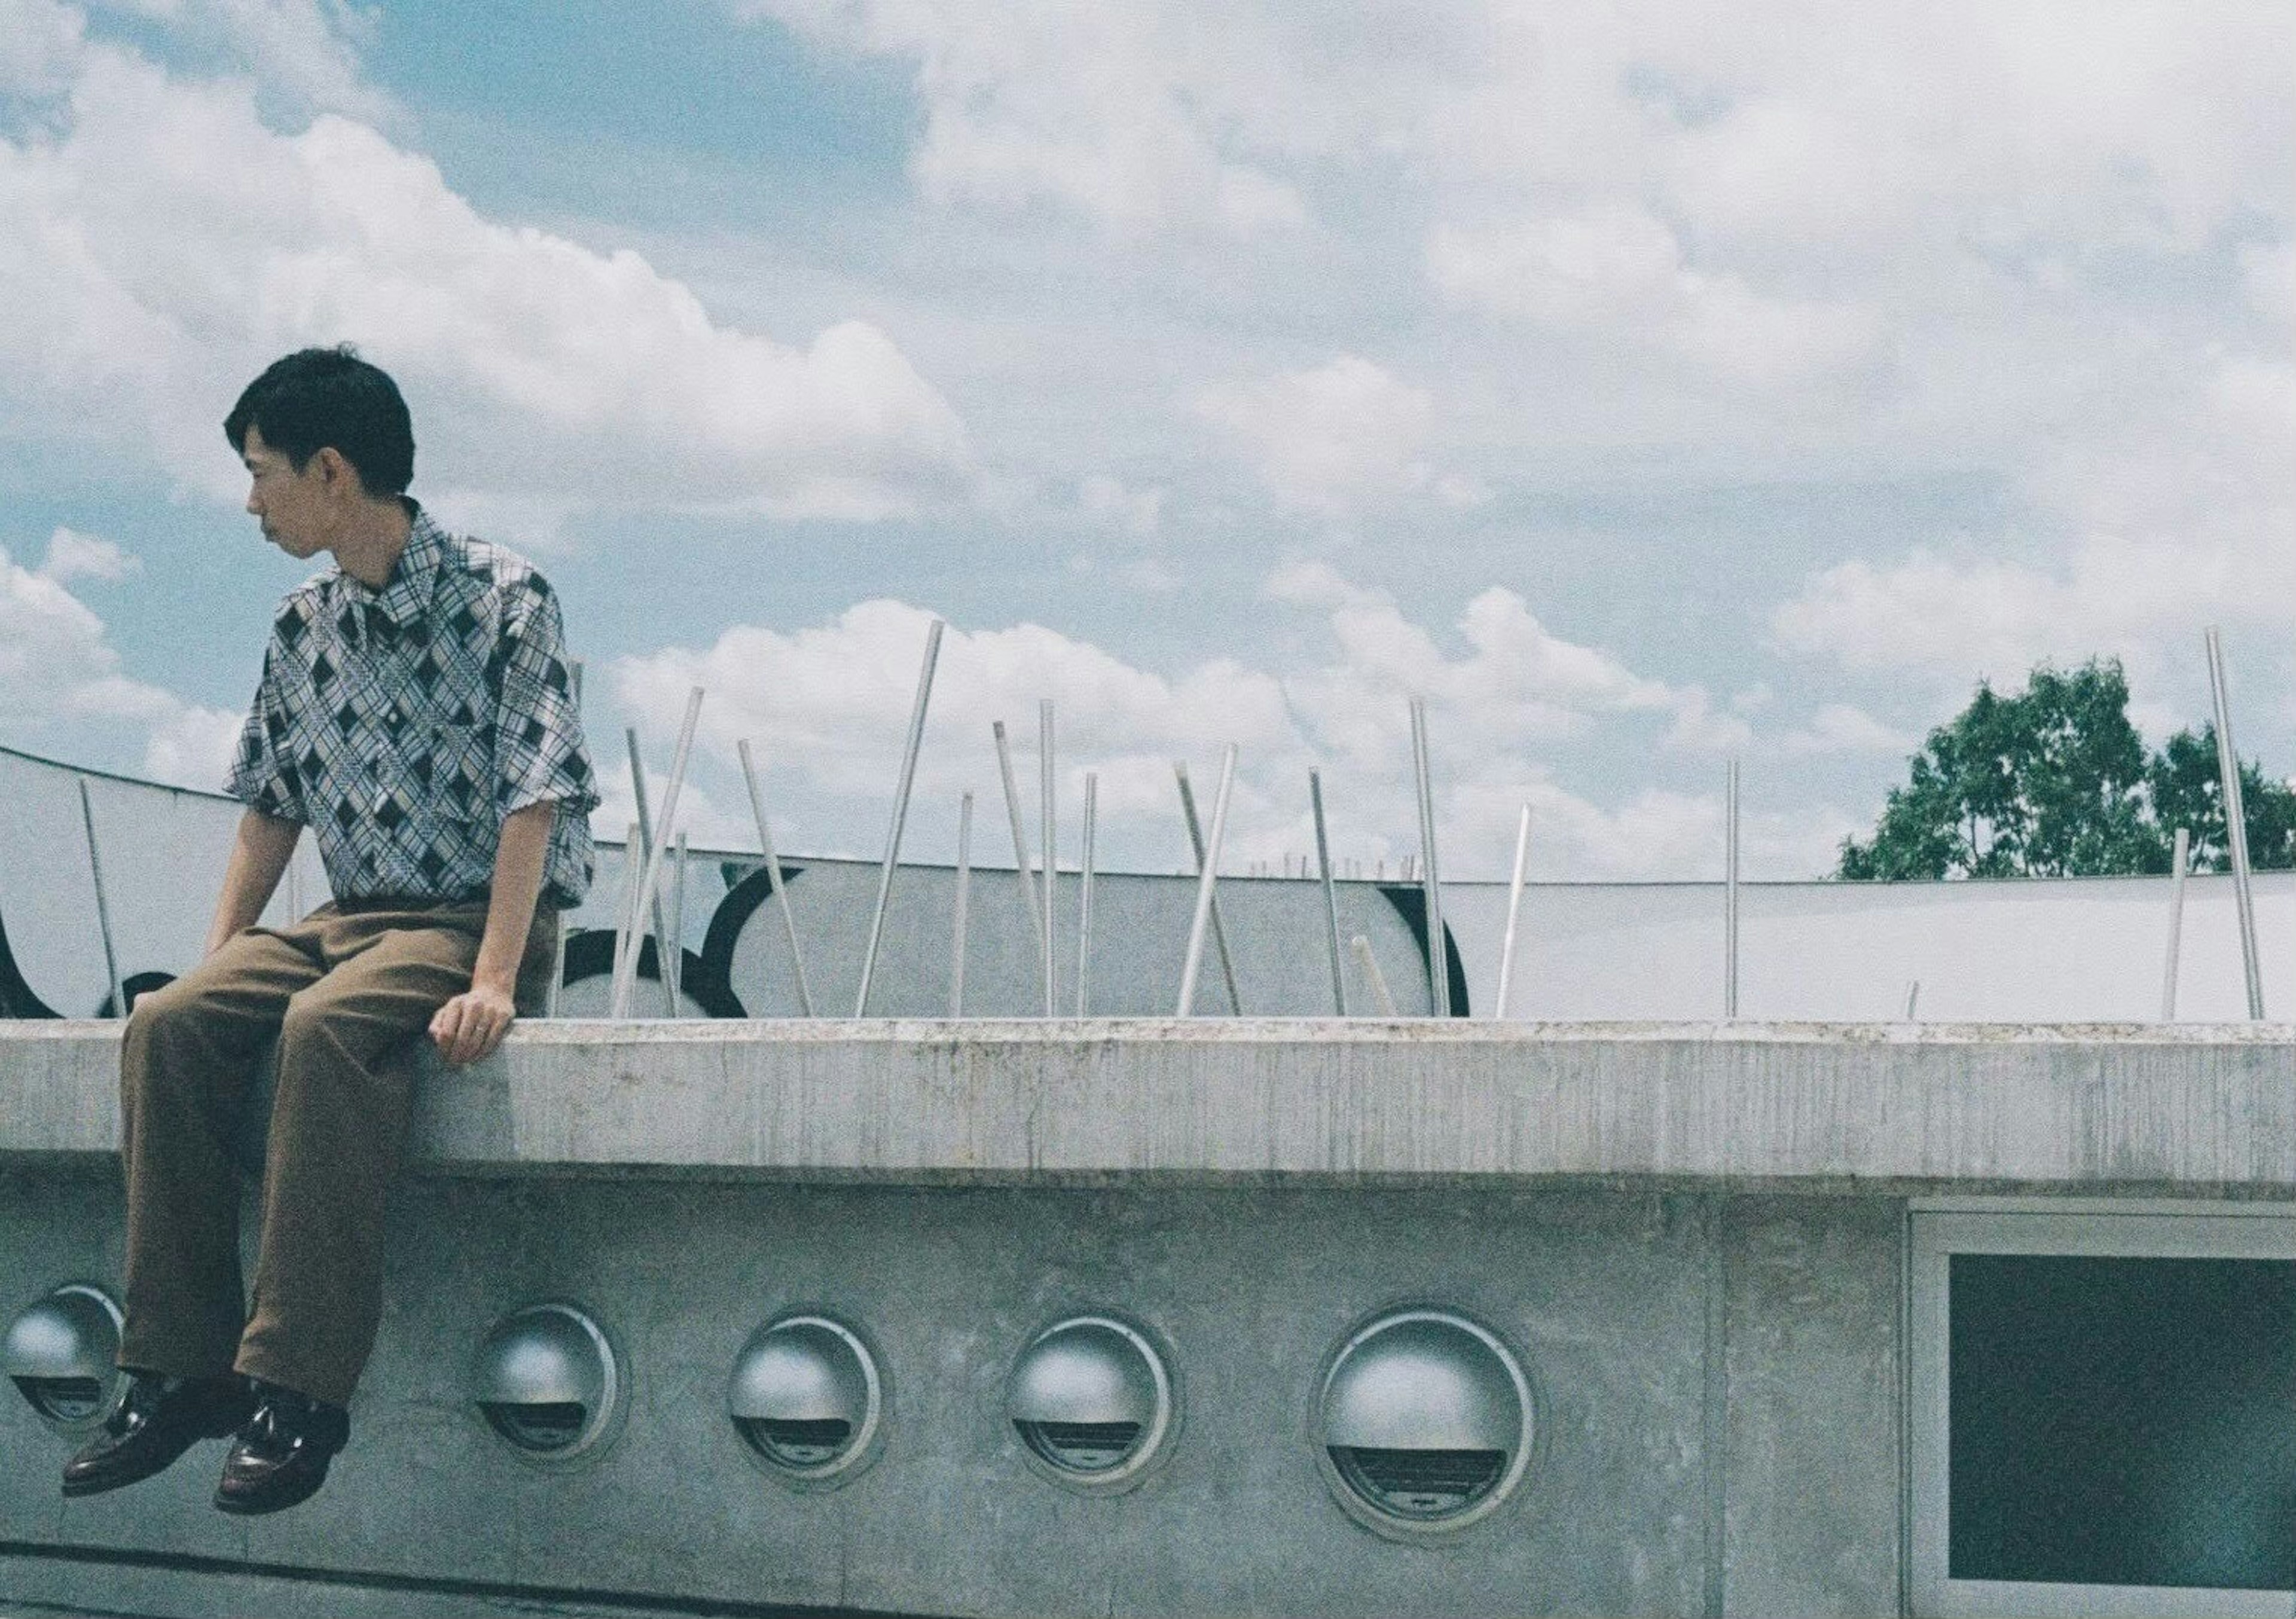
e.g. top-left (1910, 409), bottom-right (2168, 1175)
top-left (62, 347), bottom-right (599, 1514)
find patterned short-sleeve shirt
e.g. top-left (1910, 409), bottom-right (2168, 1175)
top-left (226, 503), bottom-right (599, 908)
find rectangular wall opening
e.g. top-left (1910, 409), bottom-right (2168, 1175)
top-left (1911, 1209), bottom-right (2296, 1618)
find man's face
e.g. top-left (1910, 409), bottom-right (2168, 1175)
top-left (240, 424), bottom-right (332, 559)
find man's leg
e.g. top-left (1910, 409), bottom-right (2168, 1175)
top-left (233, 903), bottom-right (552, 1407)
top-left (66, 921), bottom-right (326, 1498)
top-left (117, 924), bottom-right (325, 1379)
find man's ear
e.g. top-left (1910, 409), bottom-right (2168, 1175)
top-left (312, 445), bottom-right (358, 495)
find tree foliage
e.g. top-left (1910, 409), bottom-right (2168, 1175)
top-left (1837, 659), bottom-right (2296, 879)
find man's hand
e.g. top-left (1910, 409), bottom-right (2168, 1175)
top-left (430, 981), bottom-right (518, 1067)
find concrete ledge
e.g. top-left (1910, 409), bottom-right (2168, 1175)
top-left (5, 1018), bottom-right (2295, 1193)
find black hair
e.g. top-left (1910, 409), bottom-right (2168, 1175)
top-left (224, 345), bottom-right (415, 497)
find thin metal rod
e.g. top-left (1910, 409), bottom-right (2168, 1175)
top-left (284, 844), bottom-right (301, 925)
top-left (1351, 934), bottom-right (1398, 1016)
top-left (1495, 804), bottom-right (1532, 1019)
top-left (1174, 763), bottom-right (1244, 1013)
top-left (855, 620), bottom-right (945, 1018)
top-left (666, 832), bottom-right (688, 1016)
top-left (612, 688), bottom-right (703, 1018)
top-left (1409, 698), bottom-right (1450, 1017)
top-left (2162, 826), bottom-right (2190, 1022)
top-left (624, 725), bottom-right (678, 1016)
top-left (1076, 772), bottom-right (1097, 1016)
top-left (546, 659), bottom-right (582, 1018)
top-left (2205, 627), bottom-right (2264, 1018)
top-left (1177, 744), bottom-right (1238, 1015)
top-left (609, 820), bottom-right (642, 1007)
top-left (1039, 698), bottom-right (1057, 1017)
top-left (738, 740), bottom-right (815, 1017)
top-left (993, 721), bottom-right (1045, 961)
top-left (950, 792), bottom-right (973, 1017)
top-left (77, 779), bottom-right (126, 1020)
top-left (1904, 980), bottom-right (1921, 1021)
top-left (1310, 769), bottom-right (1346, 1016)
top-left (1724, 758), bottom-right (1741, 1019)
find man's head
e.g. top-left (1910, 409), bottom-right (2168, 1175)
top-left (225, 347), bottom-right (414, 558)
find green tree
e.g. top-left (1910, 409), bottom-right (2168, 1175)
top-left (1837, 658), bottom-right (2296, 879)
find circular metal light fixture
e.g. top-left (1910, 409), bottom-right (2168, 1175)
top-left (470, 1302), bottom-right (626, 1465)
top-left (4, 1284), bottom-right (126, 1432)
top-left (728, 1314), bottom-right (884, 1486)
top-left (1316, 1308), bottom-right (1534, 1538)
top-left (1006, 1315), bottom-right (1176, 1493)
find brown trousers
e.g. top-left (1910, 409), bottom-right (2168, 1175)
top-left (117, 899), bottom-right (554, 1407)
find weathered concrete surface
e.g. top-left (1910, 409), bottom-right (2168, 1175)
top-left (3, 1173), bottom-right (1769, 1618)
top-left (6, 1019), bottom-right (2296, 1194)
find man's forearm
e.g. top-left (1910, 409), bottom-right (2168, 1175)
top-left (472, 801), bottom-right (556, 994)
top-left (205, 808), bottom-right (302, 956)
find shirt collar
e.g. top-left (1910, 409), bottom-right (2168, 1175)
top-left (336, 499), bottom-right (445, 630)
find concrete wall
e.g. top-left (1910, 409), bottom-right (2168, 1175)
top-left (6, 1020), bottom-right (2295, 1615)
top-left (0, 1170), bottom-right (1902, 1618)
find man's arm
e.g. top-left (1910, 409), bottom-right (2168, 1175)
top-left (203, 808), bottom-right (303, 957)
top-left (428, 799), bottom-right (555, 1067)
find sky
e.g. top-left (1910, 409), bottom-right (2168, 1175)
top-left (0, 0), bottom-right (2288, 882)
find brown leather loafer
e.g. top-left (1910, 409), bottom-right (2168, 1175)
top-left (212, 1380), bottom-right (349, 1516)
top-left (62, 1372), bottom-right (255, 1498)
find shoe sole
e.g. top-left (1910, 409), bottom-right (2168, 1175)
top-left (212, 1462), bottom-right (332, 1517)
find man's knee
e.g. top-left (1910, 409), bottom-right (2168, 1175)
top-left (275, 992), bottom-right (344, 1062)
top-left (123, 976), bottom-right (217, 1074)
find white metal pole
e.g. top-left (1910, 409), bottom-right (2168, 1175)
top-left (545, 659), bottom-right (582, 1019)
top-left (737, 740), bottom-right (814, 1016)
top-left (2205, 627), bottom-right (2264, 1018)
top-left (1351, 934), bottom-right (1399, 1017)
top-left (2161, 826), bottom-right (2190, 1022)
top-left (993, 720), bottom-right (1045, 961)
top-left (1409, 698), bottom-right (1450, 1017)
top-left (665, 831), bottom-right (689, 1015)
top-left (1174, 763), bottom-right (1244, 1013)
top-left (1495, 804), bottom-right (1532, 1019)
top-left (1039, 699), bottom-right (1057, 1017)
top-left (1310, 769), bottom-right (1347, 1016)
top-left (950, 791), bottom-right (973, 1017)
top-left (855, 620), bottom-right (945, 1018)
top-left (1076, 772), bottom-right (1097, 1016)
top-left (624, 725), bottom-right (678, 1016)
top-left (1724, 758), bottom-right (1741, 1020)
top-left (77, 779), bottom-right (126, 1020)
top-left (609, 820), bottom-right (641, 1011)
top-left (1177, 744), bottom-right (1238, 1016)
top-left (611, 688), bottom-right (703, 1018)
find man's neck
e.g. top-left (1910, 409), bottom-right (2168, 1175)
top-left (331, 498), bottom-right (414, 590)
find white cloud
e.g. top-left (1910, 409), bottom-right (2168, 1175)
top-left (2243, 239), bottom-right (2295, 329)
top-left (738, 1), bottom-right (1310, 235)
top-left (0, 537), bottom-right (231, 786)
top-left (1427, 203), bottom-right (1881, 384)
top-left (1077, 472), bottom-right (1164, 537)
top-left (1778, 703), bottom-right (1912, 756)
top-left (1195, 355), bottom-right (1442, 515)
top-left (39, 526), bottom-right (138, 582)
top-left (606, 570), bottom-right (1797, 877)
top-left (0, 40), bottom-right (972, 521)
top-left (1775, 348), bottom-right (2295, 689)
top-left (0, 0), bottom-right (84, 97)
top-left (139, 699), bottom-right (241, 787)
top-left (102, 0), bottom-right (392, 123)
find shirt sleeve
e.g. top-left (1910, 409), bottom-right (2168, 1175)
top-left (490, 573), bottom-right (600, 822)
top-left (223, 642), bottom-right (308, 823)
